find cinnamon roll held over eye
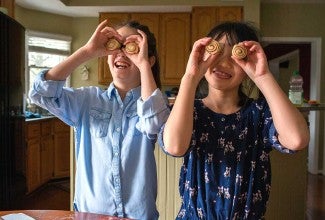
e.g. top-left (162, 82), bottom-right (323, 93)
top-left (106, 38), bottom-right (122, 51)
top-left (205, 40), bottom-right (223, 55)
top-left (232, 44), bottom-right (247, 59)
top-left (125, 42), bottom-right (140, 54)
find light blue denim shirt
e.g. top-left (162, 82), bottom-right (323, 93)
top-left (29, 71), bottom-right (170, 220)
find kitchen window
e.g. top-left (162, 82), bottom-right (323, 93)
top-left (26, 30), bottom-right (72, 96)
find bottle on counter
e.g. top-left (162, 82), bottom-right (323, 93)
top-left (288, 70), bottom-right (304, 106)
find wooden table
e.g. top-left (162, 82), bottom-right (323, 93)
top-left (0, 210), bottom-right (131, 220)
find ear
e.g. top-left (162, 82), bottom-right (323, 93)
top-left (149, 56), bottom-right (156, 67)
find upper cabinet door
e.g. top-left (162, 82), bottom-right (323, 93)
top-left (191, 6), bottom-right (243, 43)
top-left (216, 6), bottom-right (243, 23)
top-left (191, 7), bottom-right (217, 44)
top-left (98, 13), bottom-right (129, 86)
top-left (131, 13), bottom-right (159, 46)
top-left (159, 13), bottom-right (190, 86)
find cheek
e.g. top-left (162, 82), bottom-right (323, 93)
top-left (235, 69), bottom-right (247, 83)
top-left (107, 55), bottom-right (113, 64)
top-left (107, 56), bottom-right (115, 68)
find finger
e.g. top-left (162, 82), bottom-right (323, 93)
top-left (136, 29), bottom-right (147, 41)
top-left (101, 27), bottom-right (120, 39)
top-left (96, 19), bottom-right (109, 33)
top-left (101, 26), bottom-right (117, 34)
top-left (125, 35), bottom-right (142, 44)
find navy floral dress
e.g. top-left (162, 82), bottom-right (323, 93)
top-left (160, 98), bottom-right (293, 220)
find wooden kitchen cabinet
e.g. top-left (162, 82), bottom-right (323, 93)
top-left (53, 119), bottom-right (70, 178)
top-left (25, 118), bottom-right (70, 193)
top-left (40, 120), bottom-right (54, 184)
top-left (191, 6), bottom-right (243, 43)
top-left (0, 0), bottom-right (15, 18)
top-left (25, 122), bottom-right (41, 193)
top-left (159, 13), bottom-right (190, 85)
top-left (131, 13), bottom-right (159, 47)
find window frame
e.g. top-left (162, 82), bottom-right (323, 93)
top-left (25, 30), bottom-right (72, 96)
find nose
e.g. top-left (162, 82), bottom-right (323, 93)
top-left (215, 54), bottom-right (232, 68)
top-left (115, 48), bottom-right (126, 57)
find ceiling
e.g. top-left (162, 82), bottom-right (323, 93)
top-left (16, 0), bottom-right (325, 18)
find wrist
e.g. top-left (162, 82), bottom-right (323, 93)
top-left (181, 72), bottom-right (202, 86)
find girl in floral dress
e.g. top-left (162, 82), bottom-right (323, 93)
top-left (158, 21), bottom-right (309, 219)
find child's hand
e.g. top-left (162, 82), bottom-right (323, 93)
top-left (232, 41), bottom-right (271, 81)
top-left (184, 37), bottom-right (219, 84)
top-left (84, 20), bottom-right (122, 58)
top-left (123, 29), bottom-right (150, 68)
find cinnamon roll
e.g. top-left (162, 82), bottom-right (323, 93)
top-left (106, 38), bottom-right (121, 51)
top-left (232, 44), bottom-right (247, 59)
top-left (205, 40), bottom-right (223, 55)
top-left (125, 42), bottom-right (140, 54)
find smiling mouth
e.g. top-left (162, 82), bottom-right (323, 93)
top-left (212, 70), bottom-right (231, 79)
top-left (114, 61), bottom-right (129, 69)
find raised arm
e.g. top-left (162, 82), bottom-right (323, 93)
top-left (163, 38), bottom-right (217, 156)
top-left (45, 20), bottom-right (121, 81)
top-left (233, 41), bottom-right (310, 150)
top-left (123, 29), bottom-right (157, 100)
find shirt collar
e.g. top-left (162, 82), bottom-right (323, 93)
top-left (106, 82), bottom-right (141, 100)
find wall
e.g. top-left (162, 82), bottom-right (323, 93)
top-left (15, 5), bottom-right (72, 35)
top-left (15, 5), bottom-right (102, 90)
top-left (70, 18), bottom-right (101, 88)
top-left (261, 2), bottom-right (325, 175)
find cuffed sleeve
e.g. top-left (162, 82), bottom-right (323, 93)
top-left (29, 70), bottom-right (66, 98)
top-left (136, 89), bottom-right (170, 137)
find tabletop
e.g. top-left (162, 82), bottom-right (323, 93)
top-left (0, 210), bottom-right (132, 220)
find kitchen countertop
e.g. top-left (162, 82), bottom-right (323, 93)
top-left (25, 115), bottom-right (56, 122)
top-left (17, 104), bottom-right (325, 122)
top-left (297, 104), bottom-right (325, 112)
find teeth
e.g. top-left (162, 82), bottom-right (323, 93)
top-left (115, 61), bottom-right (128, 69)
top-left (212, 70), bottom-right (231, 78)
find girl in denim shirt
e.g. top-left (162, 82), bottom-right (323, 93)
top-left (30, 20), bottom-right (169, 220)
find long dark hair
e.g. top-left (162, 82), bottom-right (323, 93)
top-left (116, 21), bottom-right (161, 89)
top-left (197, 21), bottom-right (261, 105)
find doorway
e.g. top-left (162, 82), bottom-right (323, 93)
top-left (262, 37), bottom-right (322, 175)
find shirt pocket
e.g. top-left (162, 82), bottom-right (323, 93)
top-left (89, 108), bottom-right (112, 138)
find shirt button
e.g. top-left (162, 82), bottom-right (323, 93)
top-left (114, 152), bottom-right (119, 156)
top-left (116, 127), bottom-right (120, 132)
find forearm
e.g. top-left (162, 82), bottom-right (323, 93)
top-left (163, 75), bottom-right (199, 156)
top-left (139, 62), bottom-right (157, 100)
top-left (255, 73), bottom-right (310, 150)
top-left (45, 46), bottom-right (94, 81)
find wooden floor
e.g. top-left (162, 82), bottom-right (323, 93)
top-left (306, 173), bottom-right (325, 220)
top-left (12, 174), bottom-right (325, 219)
top-left (16, 178), bottom-right (70, 211)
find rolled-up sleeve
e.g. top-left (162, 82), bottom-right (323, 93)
top-left (29, 70), bottom-right (66, 98)
top-left (136, 89), bottom-right (170, 137)
top-left (29, 70), bottom-right (81, 127)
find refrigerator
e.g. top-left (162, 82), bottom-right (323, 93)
top-left (0, 11), bottom-right (25, 210)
